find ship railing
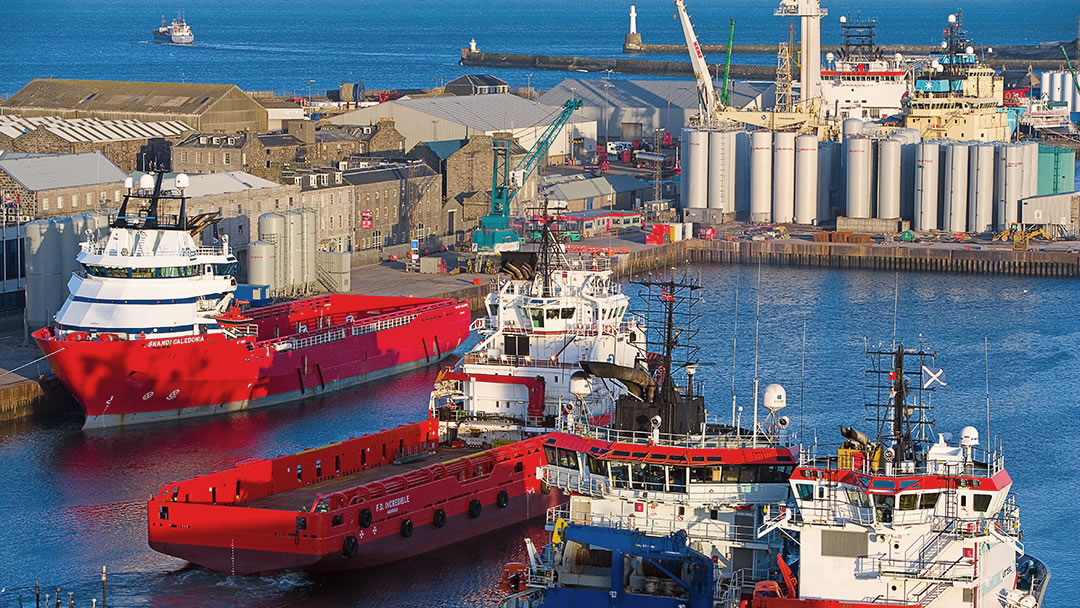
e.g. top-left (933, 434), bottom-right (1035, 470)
top-left (546, 506), bottom-right (762, 545)
top-left (556, 414), bottom-right (786, 450)
top-left (224, 323), bottom-right (259, 338)
top-left (541, 466), bottom-right (609, 498)
top-left (798, 444), bottom-right (1005, 480)
top-left (461, 353), bottom-right (567, 368)
top-left (715, 568), bottom-right (758, 608)
top-left (349, 313), bottom-right (418, 336)
top-left (287, 327), bottom-right (346, 350)
top-left (783, 501), bottom-right (875, 528)
top-left (873, 555), bottom-right (976, 582)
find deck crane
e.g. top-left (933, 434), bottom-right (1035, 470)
top-left (674, 0), bottom-right (818, 132)
top-left (472, 98), bottom-right (583, 253)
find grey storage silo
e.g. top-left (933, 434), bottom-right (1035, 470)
top-left (996, 145), bottom-right (1024, 229)
top-left (749, 131), bottom-right (773, 222)
top-left (967, 144), bottom-right (995, 233)
top-left (876, 138), bottom-right (902, 219)
top-left (734, 131), bottom-right (752, 216)
top-left (257, 212), bottom-right (285, 294)
top-left (914, 142), bottom-right (940, 231)
top-left (772, 132), bottom-right (796, 223)
top-left (23, 220), bottom-right (55, 329)
top-left (679, 132), bottom-right (690, 209)
top-left (794, 134), bottom-right (819, 224)
top-left (284, 210), bottom-right (304, 290)
top-left (247, 241), bottom-right (276, 291)
top-left (816, 142), bottom-right (836, 221)
top-left (845, 136), bottom-right (872, 218)
top-left (942, 143), bottom-right (969, 233)
top-left (301, 208), bottom-right (317, 288)
top-left (707, 130), bottom-right (734, 213)
top-left (685, 129), bottom-right (709, 209)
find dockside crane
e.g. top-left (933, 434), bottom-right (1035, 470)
top-left (472, 98), bottom-right (583, 253)
top-left (674, 0), bottom-right (819, 132)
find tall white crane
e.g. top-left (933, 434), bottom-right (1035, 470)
top-left (675, 0), bottom-right (720, 120)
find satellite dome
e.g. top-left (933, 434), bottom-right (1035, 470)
top-left (839, 15), bottom-right (846, 23)
top-left (965, 46), bottom-right (974, 55)
top-left (763, 384), bottom-right (787, 413)
top-left (123, 177), bottom-right (134, 189)
top-left (947, 14), bottom-right (956, 24)
top-left (138, 173), bottom-right (155, 190)
top-left (826, 52), bottom-right (835, 63)
top-left (960, 426), bottom-right (979, 447)
top-left (569, 371), bottom-right (592, 399)
top-left (175, 173), bottom-right (190, 190)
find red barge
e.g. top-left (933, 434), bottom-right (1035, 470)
top-left (147, 417), bottom-right (560, 574)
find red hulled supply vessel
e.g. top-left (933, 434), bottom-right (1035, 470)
top-left (147, 417), bottom-right (561, 574)
top-left (32, 172), bottom-right (469, 428)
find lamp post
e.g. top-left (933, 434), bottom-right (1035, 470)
top-left (307, 79), bottom-right (315, 104)
top-left (526, 73), bottom-right (533, 99)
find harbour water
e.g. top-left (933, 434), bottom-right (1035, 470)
top-left (0, 264), bottom-right (1076, 606)
top-left (3, 0), bottom-right (1078, 96)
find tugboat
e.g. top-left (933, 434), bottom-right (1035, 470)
top-left (34, 171), bottom-right (469, 428)
top-left (431, 214), bottom-right (647, 446)
top-left (153, 13), bottom-right (194, 45)
top-left (498, 273), bottom-right (800, 607)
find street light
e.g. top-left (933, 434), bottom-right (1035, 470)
top-left (526, 73), bottom-right (533, 99)
top-left (307, 79), bottom-right (315, 102)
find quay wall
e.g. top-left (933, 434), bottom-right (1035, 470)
top-left (460, 50), bottom-right (775, 80)
top-left (0, 377), bottom-right (75, 423)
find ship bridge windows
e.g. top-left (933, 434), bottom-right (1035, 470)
top-left (83, 264), bottom-right (203, 278)
top-left (609, 461), bottom-right (629, 488)
top-left (874, 494), bottom-right (895, 523)
top-left (527, 308), bottom-right (544, 328)
top-left (630, 462), bottom-right (666, 492)
top-left (972, 493), bottom-right (992, 512)
top-left (555, 448), bottom-right (579, 471)
top-left (691, 465), bottom-right (724, 483)
top-left (796, 483), bottom-right (814, 501)
top-left (846, 488), bottom-right (872, 508)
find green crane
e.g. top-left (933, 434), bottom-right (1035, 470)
top-left (1063, 46), bottom-right (1080, 103)
top-left (472, 98), bottom-right (583, 252)
top-left (720, 18), bottom-right (735, 106)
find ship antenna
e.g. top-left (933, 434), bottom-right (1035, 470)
top-left (800, 312), bottom-right (807, 442)
top-left (984, 335), bottom-right (991, 453)
top-left (891, 271), bottom-right (899, 349)
top-left (752, 258), bottom-right (761, 447)
top-left (730, 274), bottom-right (739, 428)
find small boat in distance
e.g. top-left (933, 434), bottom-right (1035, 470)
top-left (153, 13), bottom-right (194, 45)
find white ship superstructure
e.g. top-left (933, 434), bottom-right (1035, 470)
top-left (821, 16), bottom-right (912, 122)
top-left (433, 227), bottom-right (646, 445)
top-left (53, 172), bottom-right (236, 340)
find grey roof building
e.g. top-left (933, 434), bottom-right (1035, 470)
top-left (537, 78), bottom-right (776, 140)
top-left (0, 151), bottom-right (129, 217)
top-left (543, 173), bottom-right (650, 212)
top-left (328, 94), bottom-right (596, 160)
top-left (444, 74), bottom-right (510, 96)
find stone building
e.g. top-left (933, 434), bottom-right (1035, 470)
top-left (1, 79), bottom-right (268, 132)
top-left (0, 115), bottom-right (190, 171)
top-left (345, 163), bottom-right (443, 257)
top-left (288, 168), bottom-right (356, 249)
top-left (409, 134), bottom-right (536, 231)
top-left (444, 74), bottom-right (510, 96)
top-left (171, 132), bottom-right (252, 174)
top-left (0, 151), bottom-right (129, 218)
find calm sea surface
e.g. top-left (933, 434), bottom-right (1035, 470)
top-left (2, 0), bottom-right (1078, 96)
top-left (0, 265), bottom-right (1077, 606)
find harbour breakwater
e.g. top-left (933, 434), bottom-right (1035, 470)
top-left (460, 49), bottom-right (776, 80)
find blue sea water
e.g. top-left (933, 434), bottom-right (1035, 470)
top-left (2, 0), bottom-right (1077, 96)
top-left (0, 265), bottom-right (1077, 606)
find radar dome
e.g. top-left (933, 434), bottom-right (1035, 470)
top-left (947, 13), bottom-right (956, 23)
top-left (175, 173), bottom-right (190, 190)
top-left (138, 173), bottom-right (155, 190)
top-left (825, 52), bottom-right (835, 63)
top-left (123, 177), bottom-right (134, 189)
top-left (569, 372), bottom-right (592, 399)
top-left (960, 426), bottom-right (979, 447)
top-left (763, 384), bottom-right (787, 413)
top-left (965, 46), bottom-right (974, 55)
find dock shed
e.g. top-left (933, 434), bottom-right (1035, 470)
top-left (1, 79), bottom-right (269, 133)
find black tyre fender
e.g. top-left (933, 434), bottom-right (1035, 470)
top-left (342, 535), bottom-right (359, 558)
top-left (433, 508), bottom-right (447, 528)
top-left (358, 508), bottom-right (372, 528)
top-left (540, 480), bottom-right (552, 495)
top-left (468, 498), bottom-right (482, 519)
top-left (496, 490), bottom-right (509, 508)
top-left (400, 518), bottom-right (413, 538)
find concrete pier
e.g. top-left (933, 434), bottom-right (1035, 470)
top-left (460, 49), bottom-right (775, 80)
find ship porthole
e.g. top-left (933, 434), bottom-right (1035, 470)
top-left (496, 490), bottom-right (509, 509)
top-left (468, 499), bottom-right (482, 519)
top-left (342, 535), bottom-right (359, 558)
top-left (433, 509), bottom-right (446, 528)
top-left (358, 508), bottom-right (372, 529)
top-left (400, 519), bottom-right (413, 538)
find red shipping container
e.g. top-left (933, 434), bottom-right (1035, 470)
top-left (632, 140), bottom-right (641, 150)
top-left (621, 150), bottom-right (632, 163)
top-left (662, 132), bottom-right (673, 146)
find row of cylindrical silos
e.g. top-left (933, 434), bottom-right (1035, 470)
top-left (1041, 71), bottom-right (1080, 113)
top-left (248, 209), bottom-right (318, 297)
top-left (24, 211), bottom-right (110, 328)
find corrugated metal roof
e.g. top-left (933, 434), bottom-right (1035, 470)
top-left (537, 78), bottom-right (773, 110)
top-left (545, 174), bottom-right (649, 201)
top-left (0, 151), bottom-right (128, 191)
top-left (1, 79), bottom-right (239, 116)
top-left (446, 74), bottom-right (509, 88)
top-left (372, 94), bottom-right (590, 132)
top-left (128, 171), bottom-right (284, 197)
top-left (0, 114), bottom-right (189, 143)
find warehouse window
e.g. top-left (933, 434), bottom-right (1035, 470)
top-left (57, 197), bottom-right (63, 209)
top-left (196, 152), bottom-right (202, 163)
top-left (41, 198), bottom-right (48, 211)
top-left (224, 153), bottom-right (231, 164)
top-left (209, 152), bottom-right (215, 164)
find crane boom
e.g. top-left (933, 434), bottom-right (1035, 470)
top-left (675, 0), bottom-right (720, 117)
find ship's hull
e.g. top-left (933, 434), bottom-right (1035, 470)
top-left (148, 419), bottom-right (561, 575)
top-left (34, 295), bottom-right (470, 428)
